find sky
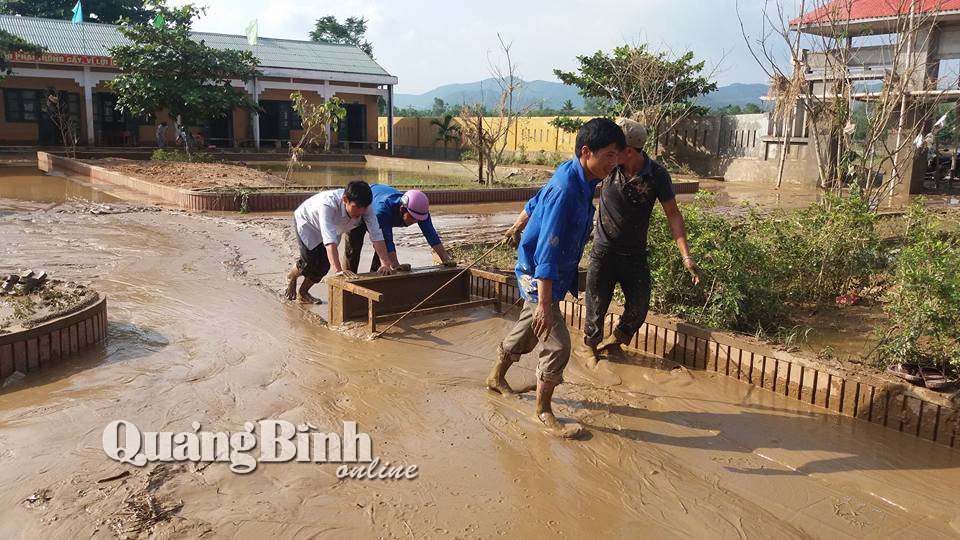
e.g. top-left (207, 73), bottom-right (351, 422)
top-left (169, 0), bottom-right (791, 95)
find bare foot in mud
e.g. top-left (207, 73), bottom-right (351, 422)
top-left (297, 291), bottom-right (320, 304)
top-left (537, 411), bottom-right (582, 439)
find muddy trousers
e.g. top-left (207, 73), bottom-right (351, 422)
top-left (343, 222), bottom-right (383, 274)
top-left (500, 301), bottom-right (571, 384)
top-left (583, 251), bottom-right (651, 347)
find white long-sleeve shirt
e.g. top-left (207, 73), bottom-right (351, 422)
top-left (294, 189), bottom-right (384, 250)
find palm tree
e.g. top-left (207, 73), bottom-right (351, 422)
top-left (431, 114), bottom-right (461, 160)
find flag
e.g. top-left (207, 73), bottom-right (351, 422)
top-left (71, 1), bottom-right (83, 24)
top-left (246, 19), bottom-right (258, 45)
top-left (151, 13), bottom-right (165, 28)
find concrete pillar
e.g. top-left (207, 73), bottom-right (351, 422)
top-left (387, 84), bottom-right (394, 155)
top-left (82, 67), bottom-right (95, 145)
top-left (324, 81), bottom-right (333, 148)
top-left (248, 78), bottom-right (260, 149)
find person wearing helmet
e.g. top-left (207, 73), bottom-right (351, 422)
top-left (344, 185), bottom-right (457, 273)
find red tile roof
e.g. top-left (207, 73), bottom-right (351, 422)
top-left (791, 0), bottom-right (960, 26)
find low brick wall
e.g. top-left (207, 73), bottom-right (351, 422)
top-left (38, 152), bottom-right (699, 212)
top-left (468, 272), bottom-right (959, 452)
top-left (0, 297), bottom-right (107, 378)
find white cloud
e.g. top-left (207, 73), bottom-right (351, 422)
top-left (172, 0), bottom-right (777, 94)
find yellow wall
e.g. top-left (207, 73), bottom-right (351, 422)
top-left (0, 77), bottom-right (86, 143)
top-left (378, 116), bottom-right (591, 155)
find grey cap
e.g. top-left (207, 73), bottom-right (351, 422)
top-left (616, 117), bottom-right (648, 150)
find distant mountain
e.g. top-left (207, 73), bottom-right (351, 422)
top-left (695, 83), bottom-right (768, 108)
top-left (394, 80), bottom-right (769, 112)
top-left (394, 79), bottom-right (584, 111)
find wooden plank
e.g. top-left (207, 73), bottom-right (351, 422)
top-left (468, 268), bottom-right (514, 284)
top-left (375, 298), bottom-right (496, 323)
top-left (368, 299), bottom-right (376, 334)
top-left (329, 279), bottom-right (384, 302)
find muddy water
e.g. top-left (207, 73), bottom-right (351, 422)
top-left (0, 165), bottom-right (119, 205)
top-left (249, 161), bottom-right (475, 187)
top-left (1, 203), bottom-right (959, 538)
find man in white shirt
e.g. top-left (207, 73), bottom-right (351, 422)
top-left (286, 181), bottom-right (396, 304)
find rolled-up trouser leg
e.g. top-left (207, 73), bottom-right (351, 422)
top-left (614, 256), bottom-right (651, 343)
top-left (584, 253), bottom-right (617, 346)
top-left (500, 301), bottom-right (540, 358)
top-left (536, 302), bottom-right (570, 384)
top-left (500, 300), bottom-right (571, 384)
top-left (344, 222), bottom-right (367, 274)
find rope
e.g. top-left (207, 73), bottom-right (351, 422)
top-left (371, 239), bottom-right (507, 339)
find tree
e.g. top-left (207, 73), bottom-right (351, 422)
top-left (742, 103), bottom-right (762, 114)
top-left (560, 99), bottom-right (576, 114)
top-left (554, 44), bottom-right (717, 154)
top-left (108, 2), bottom-right (260, 155)
top-left (43, 90), bottom-right (79, 157)
top-left (0, 0), bottom-right (152, 24)
top-left (286, 92), bottom-right (346, 183)
top-left (458, 34), bottom-right (526, 185)
top-left (430, 113), bottom-right (460, 159)
top-left (431, 97), bottom-right (447, 116)
top-left (309, 15), bottom-right (373, 58)
top-left (0, 30), bottom-right (43, 77)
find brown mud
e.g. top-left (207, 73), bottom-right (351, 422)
top-left (1, 180), bottom-right (960, 537)
top-left (89, 158), bottom-right (286, 189)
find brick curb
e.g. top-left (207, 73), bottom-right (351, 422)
top-left (0, 296), bottom-right (108, 379)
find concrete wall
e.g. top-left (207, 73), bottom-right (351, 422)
top-left (379, 116), bottom-right (587, 155)
top-left (658, 113), bottom-right (820, 186)
top-left (379, 114), bottom-right (822, 187)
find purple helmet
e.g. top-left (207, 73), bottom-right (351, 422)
top-left (401, 190), bottom-right (429, 221)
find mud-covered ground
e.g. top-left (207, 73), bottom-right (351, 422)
top-left (1, 199), bottom-right (959, 538)
top-left (0, 277), bottom-right (98, 333)
top-left (88, 158), bottom-right (286, 190)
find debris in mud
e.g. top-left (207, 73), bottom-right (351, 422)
top-left (22, 489), bottom-right (52, 509)
top-left (0, 272), bottom-right (99, 333)
top-left (97, 471), bottom-right (131, 484)
top-left (52, 201), bottom-right (163, 215)
top-left (110, 494), bottom-right (183, 537)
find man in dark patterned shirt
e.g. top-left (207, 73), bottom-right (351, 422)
top-left (584, 118), bottom-right (701, 367)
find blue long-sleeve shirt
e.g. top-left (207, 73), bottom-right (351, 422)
top-left (515, 158), bottom-right (598, 303)
top-left (371, 184), bottom-right (442, 253)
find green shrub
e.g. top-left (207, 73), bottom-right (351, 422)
top-left (875, 199), bottom-right (960, 371)
top-left (747, 188), bottom-right (884, 304)
top-left (151, 149), bottom-right (221, 163)
top-left (645, 192), bottom-right (785, 332)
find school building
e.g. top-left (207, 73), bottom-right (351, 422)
top-left (0, 14), bottom-right (398, 149)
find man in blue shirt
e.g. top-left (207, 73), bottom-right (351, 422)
top-left (344, 185), bottom-right (456, 273)
top-left (487, 118), bottom-right (625, 439)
